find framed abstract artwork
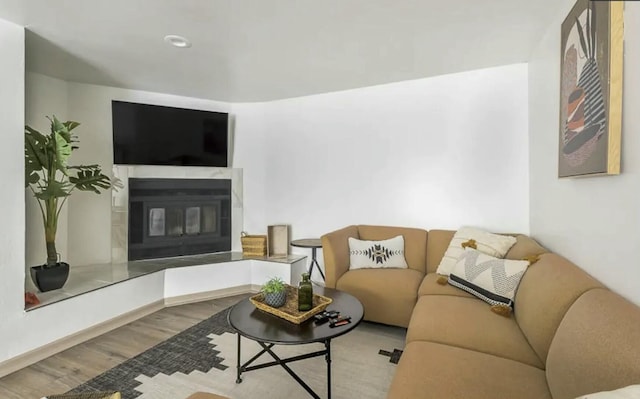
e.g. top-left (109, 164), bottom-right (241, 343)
top-left (558, 0), bottom-right (623, 178)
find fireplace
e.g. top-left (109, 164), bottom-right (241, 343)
top-left (127, 178), bottom-right (231, 261)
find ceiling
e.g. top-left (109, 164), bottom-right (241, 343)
top-left (0, 0), bottom-right (561, 102)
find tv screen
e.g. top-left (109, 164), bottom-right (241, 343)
top-left (112, 101), bottom-right (228, 167)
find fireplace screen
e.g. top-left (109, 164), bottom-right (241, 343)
top-left (147, 205), bottom-right (218, 237)
top-left (128, 178), bottom-right (231, 260)
top-left (149, 208), bottom-right (165, 237)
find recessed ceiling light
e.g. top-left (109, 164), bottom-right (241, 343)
top-left (164, 35), bottom-right (192, 48)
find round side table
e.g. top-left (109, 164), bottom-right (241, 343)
top-left (290, 238), bottom-right (325, 282)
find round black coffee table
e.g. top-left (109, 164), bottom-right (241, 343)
top-left (228, 287), bottom-right (364, 399)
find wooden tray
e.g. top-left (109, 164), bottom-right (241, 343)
top-left (250, 285), bottom-right (332, 324)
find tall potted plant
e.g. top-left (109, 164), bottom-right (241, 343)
top-left (25, 116), bottom-right (112, 292)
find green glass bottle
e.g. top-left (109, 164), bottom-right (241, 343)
top-left (298, 273), bottom-right (313, 311)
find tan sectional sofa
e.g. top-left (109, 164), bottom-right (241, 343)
top-left (321, 225), bottom-right (640, 399)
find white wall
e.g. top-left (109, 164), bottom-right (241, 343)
top-left (0, 17), bottom-right (27, 363)
top-left (229, 103), bottom-right (267, 233)
top-left (25, 72), bottom-right (69, 267)
top-left (529, 2), bottom-right (640, 305)
top-left (258, 64), bottom-right (531, 240)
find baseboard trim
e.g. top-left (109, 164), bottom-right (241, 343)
top-left (0, 299), bottom-right (164, 379)
top-left (164, 284), bottom-right (260, 307)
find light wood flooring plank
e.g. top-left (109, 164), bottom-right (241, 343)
top-left (0, 294), bottom-right (249, 399)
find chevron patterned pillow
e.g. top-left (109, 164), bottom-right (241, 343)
top-left (448, 248), bottom-right (529, 309)
top-left (348, 235), bottom-right (408, 270)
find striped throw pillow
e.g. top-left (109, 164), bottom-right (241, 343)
top-left (448, 248), bottom-right (529, 308)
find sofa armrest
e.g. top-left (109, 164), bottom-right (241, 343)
top-left (321, 225), bottom-right (359, 288)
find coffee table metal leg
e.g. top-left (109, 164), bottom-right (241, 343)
top-left (235, 335), bottom-right (334, 398)
top-left (325, 339), bottom-right (332, 399)
top-left (236, 333), bottom-right (242, 383)
top-left (260, 342), bottom-right (321, 399)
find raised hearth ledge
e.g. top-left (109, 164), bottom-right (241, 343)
top-left (25, 252), bottom-right (306, 311)
top-left (7, 254), bottom-right (308, 379)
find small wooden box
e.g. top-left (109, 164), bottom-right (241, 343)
top-left (241, 234), bottom-right (267, 257)
top-left (267, 224), bottom-right (289, 257)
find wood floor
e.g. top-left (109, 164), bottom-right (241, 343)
top-left (0, 294), bottom-right (250, 399)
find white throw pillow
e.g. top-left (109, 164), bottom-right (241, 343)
top-left (436, 226), bottom-right (517, 276)
top-left (575, 385), bottom-right (640, 399)
top-left (448, 248), bottom-right (529, 307)
top-left (348, 235), bottom-right (408, 270)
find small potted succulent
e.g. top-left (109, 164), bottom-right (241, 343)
top-left (261, 276), bottom-right (287, 308)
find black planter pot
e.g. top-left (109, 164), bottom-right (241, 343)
top-left (30, 262), bottom-right (70, 292)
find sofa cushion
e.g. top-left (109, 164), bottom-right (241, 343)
top-left (448, 248), bottom-right (529, 308)
top-left (435, 227), bottom-right (516, 276)
top-left (321, 225), bottom-right (359, 288)
top-left (336, 268), bottom-right (423, 327)
top-left (504, 234), bottom-right (547, 260)
top-left (386, 341), bottom-right (552, 399)
top-left (406, 295), bottom-right (543, 368)
top-left (514, 253), bottom-right (603, 364)
top-left (417, 273), bottom-right (475, 298)
top-left (546, 289), bottom-right (640, 399)
top-left (348, 235), bottom-right (408, 269)
top-left (426, 229), bottom-right (455, 273)
top-left (357, 225), bottom-right (428, 273)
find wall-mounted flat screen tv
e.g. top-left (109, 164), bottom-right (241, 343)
top-left (112, 100), bottom-right (228, 167)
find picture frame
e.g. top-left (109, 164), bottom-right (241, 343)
top-left (558, 0), bottom-right (623, 178)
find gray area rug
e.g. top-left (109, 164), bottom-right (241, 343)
top-left (70, 306), bottom-right (405, 399)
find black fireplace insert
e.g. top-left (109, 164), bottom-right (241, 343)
top-left (128, 178), bottom-right (231, 261)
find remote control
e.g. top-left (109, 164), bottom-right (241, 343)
top-left (326, 310), bottom-right (340, 318)
top-left (329, 316), bottom-right (351, 328)
top-left (313, 313), bottom-right (330, 325)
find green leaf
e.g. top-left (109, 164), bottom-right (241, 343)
top-left (69, 167), bottom-right (112, 194)
top-left (25, 126), bottom-right (49, 187)
top-left (25, 125), bottom-right (46, 142)
top-left (49, 115), bottom-right (72, 143)
top-left (26, 171), bottom-right (40, 186)
top-left (25, 134), bottom-right (45, 170)
top-left (34, 180), bottom-right (71, 200)
top-left (63, 120), bottom-right (80, 132)
top-left (68, 164), bottom-right (100, 170)
top-left (53, 131), bottom-right (72, 175)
